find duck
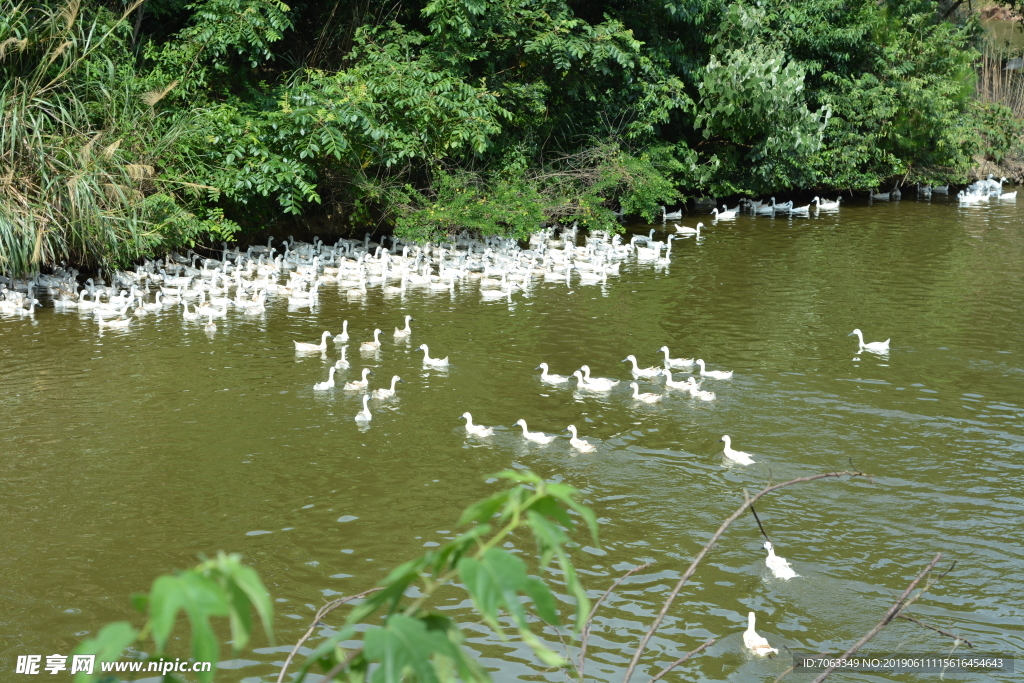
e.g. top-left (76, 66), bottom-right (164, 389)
top-left (661, 206), bottom-right (683, 221)
top-left (360, 328), bottom-right (383, 350)
top-left (1000, 190), bottom-right (1017, 200)
top-left (695, 359), bottom-right (733, 379)
top-left (295, 330), bottom-right (332, 352)
top-left (720, 435), bottom-right (754, 465)
top-left (371, 375), bottom-right (404, 400)
top-left (763, 541), bottom-right (798, 580)
top-left (343, 368), bottom-right (373, 391)
top-left (711, 205), bottom-right (738, 220)
top-left (673, 221), bottom-right (703, 236)
top-left (566, 425), bottom-right (596, 453)
top-left (623, 355), bottom-right (662, 379)
top-left (692, 388), bottom-right (716, 401)
top-left (660, 346), bottom-right (694, 369)
top-left (663, 369), bottom-right (693, 390)
top-left (629, 381), bottom-right (663, 403)
top-left (848, 328), bottom-right (890, 354)
top-left (314, 366), bottom-right (338, 390)
top-left (790, 203), bottom-right (811, 216)
top-left (335, 320), bottom-right (350, 343)
top-left (418, 344), bottom-right (449, 367)
top-left (203, 310), bottom-right (217, 332)
top-left (581, 365), bottom-right (619, 387)
top-left (813, 196), bottom-right (842, 210)
top-left (573, 368), bottom-right (618, 392)
top-left (182, 301), bottom-right (200, 321)
top-left (461, 412), bottom-right (494, 437)
top-left (393, 315), bottom-right (413, 338)
top-left (514, 419), bottom-right (557, 444)
top-left (536, 362), bottom-right (570, 384)
top-left (334, 346), bottom-right (350, 370)
top-left (743, 612), bottom-right (778, 657)
top-left (354, 394), bottom-right (372, 423)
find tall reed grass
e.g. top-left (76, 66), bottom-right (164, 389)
top-left (976, 41), bottom-right (1024, 117)
top-left (0, 1), bottom-right (202, 277)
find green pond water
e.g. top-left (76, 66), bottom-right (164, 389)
top-left (2, 196), bottom-right (1023, 682)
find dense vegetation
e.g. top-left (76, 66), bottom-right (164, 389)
top-left (1, 0), bottom-right (1021, 273)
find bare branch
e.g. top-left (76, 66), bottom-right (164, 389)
top-left (276, 587), bottom-right (384, 683)
top-left (645, 639), bottom-right (716, 683)
top-left (578, 563), bottom-right (653, 681)
top-left (809, 553), bottom-right (943, 683)
top-left (896, 613), bottom-right (975, 648)
top-left (621, 470), bottom-right (870, 683)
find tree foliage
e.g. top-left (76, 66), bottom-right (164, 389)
top-left (1, 0), bottom-right (1019, 273)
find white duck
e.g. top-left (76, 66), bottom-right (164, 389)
top-left (514, 419), bottom-right (556, 444)
top-left (720, 435), bottom-right (754, 465)
top-left (335, 346), bottom-right (350, 370)
top-left (673, 221), bottom-right (703, 236)
top-left (580, 365), bottom-right (619, 388)
top-left (629, 381), bottom-right (663, 403)
top-left (461, 412), bottom-right (494, 437)
top-left (354, 394), bottom-right (372, 423)
top-left (623, 354), bottom-right (662, 379)
top-left (695, 359), bottom-right (733, 379)
top-left (418, 344), bottom-right (449, 367)
top-left (360, 328), bottom-right (383, 350)
top-left (743, 612), bottom-right (778, 657)
top-left (573, 369), bottom-right (617, 392)
top-left (663, 369), bottom-right (693, 390)
top-left (660, 346), bottom-right (694, 369)
top-left (711, 204), bottom-right (738, 220)
top-left (566, 425), bottom-right (596, 453)
top-left (182, 301), bottom-right (200, 321)
top-left (763, 541), bottom-right (798, 580)
top-left (394, 315), bottom-right (413, 338)
top-left (335, 320), bottom-right (350, 344)
top-left (314, 366), bottom-right (338, 390)
top-left (343, 368), bottom-right (373, 391)
top-left (371, 375), bottom-right (404, 400)
top-left (813, 196), bottom-right (842, 210)
top-left (536, 362), bottom-right (569, 384)
top-left (295, 330), bottom-right (332, 352)
top-left (848, 328), bottom-right (890, 354)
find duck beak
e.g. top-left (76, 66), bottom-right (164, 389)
top-left (847, 331), bottom-right (856, 336)
top-left (534, 366), bottom-right (542, 370)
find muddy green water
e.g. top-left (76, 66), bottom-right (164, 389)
top-left (2, 197), bottom-right (1023, 682)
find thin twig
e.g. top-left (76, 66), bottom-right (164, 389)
top-left (896, 613), bottom-right (975, 648)
top-left (276, 587), bottom-right (383, 683)
top-left (645, 639), bottom-right (715, 683)
top-left (620, 470), bottom-right (869, 683)
top-left (749, 504), bottom-right (770, 541)
top-left (317, 647), bottom-right (360, 683)
top-left (577, 563), bottom-right (652, 681)
top-left (772, 665), bottom-right (796, 683)
top-left (809, 553), bottom-right (943, 683)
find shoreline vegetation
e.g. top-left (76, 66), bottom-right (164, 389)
top-left (2, 0), bottom-right (1024, 276)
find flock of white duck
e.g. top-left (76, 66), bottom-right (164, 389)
top-left (0, 219), bottom-right (894, 660)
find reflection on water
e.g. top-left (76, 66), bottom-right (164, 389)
top-left (2, 196), bottom-right (1023, 682)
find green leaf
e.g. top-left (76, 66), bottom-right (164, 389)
top-left (72, 622), bottom-right (138, 683)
